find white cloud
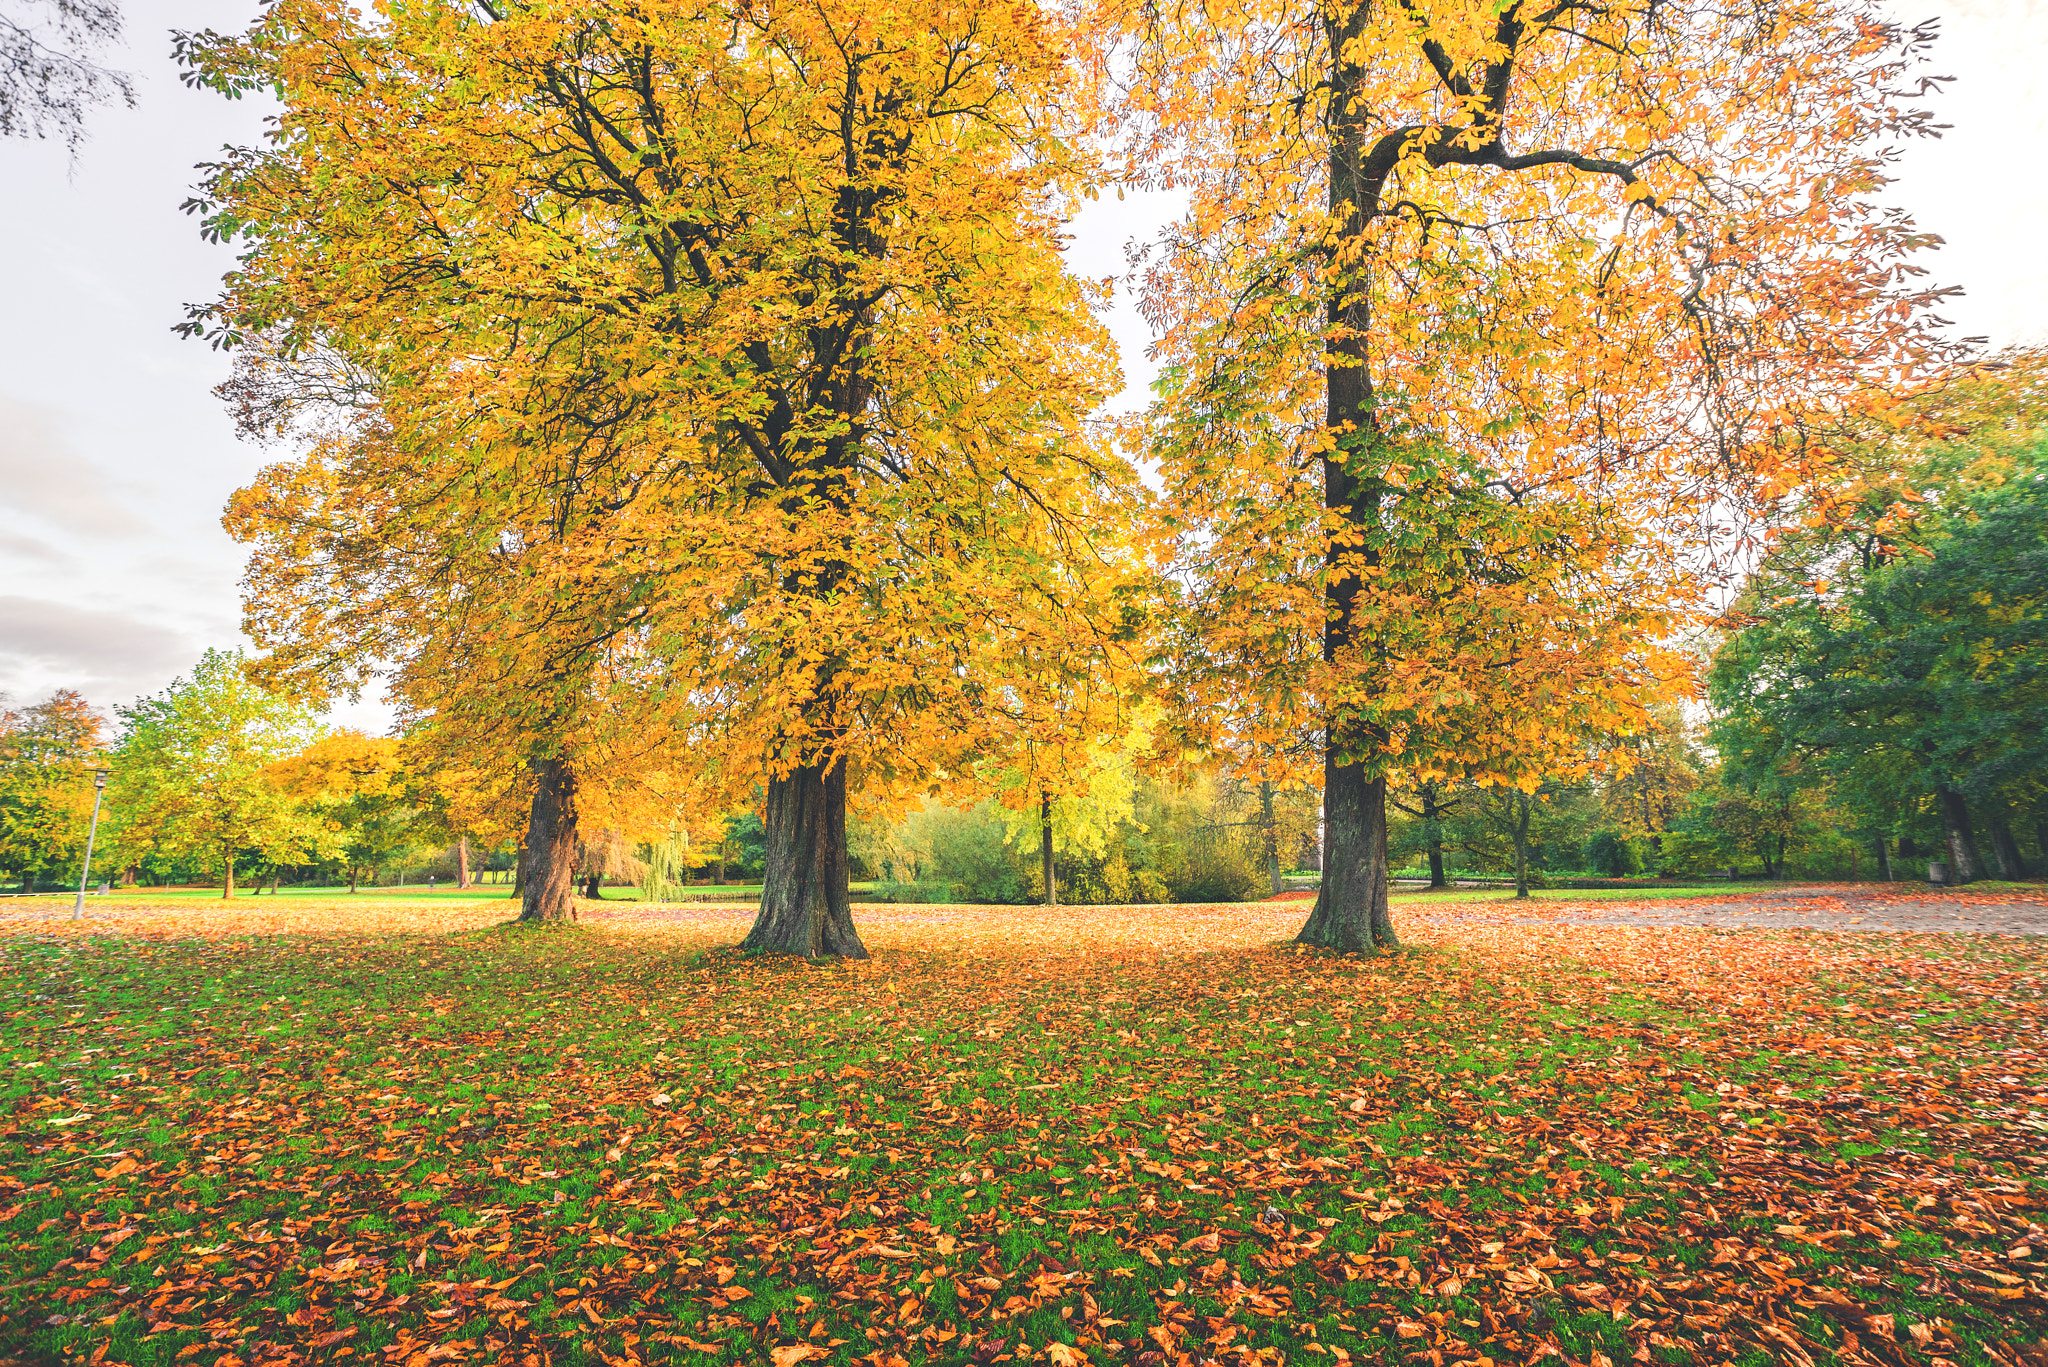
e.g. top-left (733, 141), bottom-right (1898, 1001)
top-left (0, 396), bottom-right (145, 536)
top-left (0, 594), bottom-right (194, 707)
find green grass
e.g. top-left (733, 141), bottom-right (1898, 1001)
top-left (0, 921), bottom-right (2041, 1366)
top-left (1389, 884), bottom-right (1747, 902)
top-left (4, 883), bottom-right (769, 903)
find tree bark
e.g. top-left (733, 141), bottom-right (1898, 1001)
top-left (1936, 786), bottom-right (1982, 885)
top-left (743, 758), bottom-right (868, 958)
top-left (1297, 761), bottom-right (1397, 950)
top-left (1873, 836), bottom-right (1893, 882)
top-left (716, 842), bottom-right (727, 886)
top-left (1261, 781), bottom-right (1283, 897)
top-left (584, 871), bottom-right (604, 900)
top-left (1511, 792), bottom-right (1534, 899)
top-left (1041, 790), bottom-right (1057, 907)
top-left (223, 852), bottom-right (234, 900)
top-left (1423, 781), bottom-right (1449, 888)
top-left (1985, 807), bottom-right (2024, 880)
top-left (457, 835), bottom-right (472, 889)
top-left (1297, 15), bottom-right (1398, 954)
top-left (519, 755), bottom-right (580, 922)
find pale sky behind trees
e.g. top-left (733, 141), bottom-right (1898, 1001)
top-left (0, 0), bottom-right (2042, 733)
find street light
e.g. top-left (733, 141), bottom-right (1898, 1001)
top-left (72, 769), bottom-right (109, 921)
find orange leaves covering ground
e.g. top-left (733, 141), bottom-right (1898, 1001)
top-left (1, 893), bottom-right (2042, 1367)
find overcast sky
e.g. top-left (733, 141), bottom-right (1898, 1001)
top-left (2, 0), bottom-right (2042, 734)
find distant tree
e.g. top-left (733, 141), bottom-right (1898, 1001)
top-left (1709, 370), bottom-right (2048, 883)
top-left (1582, 831), bottom-right (1643, 880)
top-left (270, 732), bottom-right (427, 891)
top-left (109, 650), bottom-right (327, 897)
top-left (1, 0), bottom-right (133, 150)
top-left (0, 690), bottom-right (105, 890)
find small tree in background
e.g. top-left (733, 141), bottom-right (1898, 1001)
top-left (0, 690), bottom-right (105, 891)
top-left (109, 650), bottom-right (327, 897)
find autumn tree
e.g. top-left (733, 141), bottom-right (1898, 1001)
top-left (1708, 367), bottom-right (2048, 884)
top-left (109, 650), bottom-right (327, 897)
top-left (270, 732), bottom-right (433, 891)
top-left (1093, 0), bottom-right (1960, 949)
top-left (0, 690), bottom-right (105, 891)
top-left (184, 0), bottom-right (1134, 949)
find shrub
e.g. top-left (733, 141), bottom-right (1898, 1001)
top-left (1583, 831), bottom-right (1644, 878)
top-left (1163, 835), bottom-right (1264, 903)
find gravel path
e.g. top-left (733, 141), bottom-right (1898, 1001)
top-left (1412, 887), bottom-right (2048, 936)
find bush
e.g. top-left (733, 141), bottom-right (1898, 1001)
top-left (1583, 830), bottom-right (1644, 878)
top-left (1162, 835), bottom-right (1264, 903)
top-left (1032, 850), bottom-right (1169, 905)
top-left (923, 803), bottom-right (1032, 904)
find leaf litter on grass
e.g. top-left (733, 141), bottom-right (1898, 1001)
top-left (1, 897), bottom-right (2043, 1367)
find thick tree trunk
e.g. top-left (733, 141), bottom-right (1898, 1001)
top-left (1873, 836), bottom-right (1893, 882)
top-left (1297, 15), bottom-right (1397, 954)
top-left (520, 756), bottom-right (580, 922)
top-left (1986, 809), bottom-right (2024, 880)
top-left (1261, 781), bottom-right (1283, 896)
top-left (223, 854), bottom-right (234, 900)
top-left (457, 835), bottom-right (472, 889)
top-left (584, 872), bottom-right (604, 900)
top-left (1041, 791), bottom-right (1057, 907)
top-left (1936, 786), bottom-right (1982, 885)
top-left (1297, 762), bottom-right (1397, 951)
top-left (511, 846), bottom-right (525, 899)
top-left (743, 759), bottom-right (868, 958)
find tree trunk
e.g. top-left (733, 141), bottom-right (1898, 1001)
top-left (1936, 786), bottom-right (1982, 885)
top-left (349, 865), bottom-right (359, 894)
top-left (1511, 792), bottom-right (1533, 899)
top-left (1259, 781), bottom-right (1282, 896)
top-left (1297, 761), bottom-right (1396, 951)
top-left (1986, 807), bottom-right (2024, 880)
top-left (1298, 20), bottom-right (1397, 955)
top-left (223, 854), bottom-right (234, 900)
top-left (1423, 781), bottom-right (1448, 888)
top-left (716, 843), bottom-right (727, 886)
top-left (1041, 790), bottom-right (1057, 907)
top-left (743, 758), bottom-right (868, 958)
top-left (1774, 832), bottom-right (1788, 880)
top-left (584, 871), bottom-right (604, 900)
top-left (457, 835), bottom-right (472, 889)
top-left (520, 755), bottom-right (580, 922)
top-left (511, 846), bottom-right (525, 899)
top-left (1873, 836), bottom-right (1893, 882)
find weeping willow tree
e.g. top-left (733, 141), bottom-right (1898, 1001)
top-left (638, 831), bottom-right (696, 903)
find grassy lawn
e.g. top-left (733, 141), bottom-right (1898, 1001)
top-left (1385, 886), bottom-right (1746, 903)
top-left (6, 885), bottom-right (767, 904)
top-left (1, 901), bottom-right (2042, 1367)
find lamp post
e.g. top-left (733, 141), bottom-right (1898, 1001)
top-left (72, 769), bottom-right (109, 921)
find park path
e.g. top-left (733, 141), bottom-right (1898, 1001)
top-left (1400, 885), bottom-right (2048, 936)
